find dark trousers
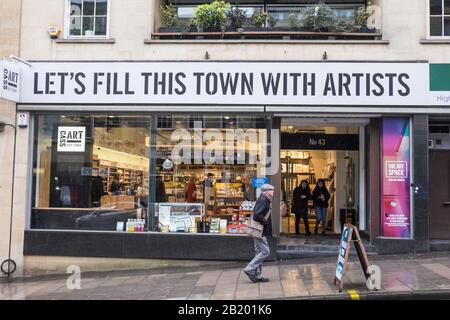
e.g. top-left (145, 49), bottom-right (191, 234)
top-left (295, 206), bottom-right (310, 234)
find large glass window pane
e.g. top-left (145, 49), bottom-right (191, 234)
top-left (430, 16), bottom-right (443, 36)
top-left (430, 0), bottom-right (443, 15)
top-left (267, 6), bottom-right (306, 28)
top-left (335, 8), bottom-right (357, 24)
top-left (83, 0), bottom-right (95, 15)
top-left (82, 16), bottom-right (94, 35)
top-left (154, 115), bottom-right (269, 235)
top-left (31, 115), bottom-right (151, 232)
top-left (445, 17), bottom-right (450, 35)
top-left (70, 0), bottom-right (82, 16)
top-left (95, 16), bottom-right (107, 35)
top-left (96, 0), bottom-right (108, 15)
top-left (69, 16), bottom-right (82, 36)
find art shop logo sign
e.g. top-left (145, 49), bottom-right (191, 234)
top-left (385, 161), bottom-right (408, 181)
top-left (3, 67), bottom-right (18, 93)
top-left (1, 61), bottom-right (20, 102)
top-left (57, 126), bottom-right (86, 152)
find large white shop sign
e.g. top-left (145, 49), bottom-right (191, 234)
top-left (19, 62), bottom-right (430, 106)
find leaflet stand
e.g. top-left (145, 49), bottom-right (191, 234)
top-left (334, 223), bottom-right (370, 293)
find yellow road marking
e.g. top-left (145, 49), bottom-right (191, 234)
top-left (347, 289), bottom-right (360, 300)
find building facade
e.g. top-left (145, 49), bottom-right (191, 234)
top-left (1, 0), bottom-right (450, 276)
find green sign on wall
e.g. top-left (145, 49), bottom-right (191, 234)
top-left (430, 64), bottom-right (450, 105)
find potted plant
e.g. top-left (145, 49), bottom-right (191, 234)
top-left (193, 0), bottom-right (231, 33)
top-left (226, 6), bottom-right (247, 31)
top-left (267, 14), bottom-right (278, 29)
top-left (355, 3), bottom-right (376, 33)
top-left (159, 4), bottom-right (182, 33)
top-left (333, 20), bottom-right (358, 33)
top-left (288, 12), bottom-right (299, 30)
top-left (303, 0), bottom-right (337, 33)
top-left (246, 11), bottom-right (271, 31)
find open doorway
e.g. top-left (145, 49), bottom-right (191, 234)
top-left (280, 118), bottom-right (364, 239)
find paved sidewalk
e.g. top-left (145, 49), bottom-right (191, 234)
top-left (2, 252), bottom-right (450, 300)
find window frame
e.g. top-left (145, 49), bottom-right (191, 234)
top-left (63, 0), bottom-right (111, 39)
top-left (428, 0), bottom-right (450, 39)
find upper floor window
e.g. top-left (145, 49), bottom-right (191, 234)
top-left (429, 0), bottom-right (450, 37)
top-left (65, 0), bottom-right (109, 38)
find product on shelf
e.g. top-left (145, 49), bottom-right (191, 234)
top-left (126, 219), bottom-right (146, 232)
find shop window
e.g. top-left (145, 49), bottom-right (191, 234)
top-left (154, 115), bottom-right (269, 235)
top-left (31, 114), bottom-right (271, 236)
top-left (31, 114), bottom-right (151, 231)
top-left (429, 0), bottom-right (450, 37)
top-left (65, 0), bottom-right (109, 37)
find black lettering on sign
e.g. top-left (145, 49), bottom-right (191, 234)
top-left (398, 73), bottom-right (410, 97)
top-left (34, 72), bottom-right (43, 94)
top-left (175, 72), bottom-right (186, 95)
top-left (372, 73), bottom-right (384, 97)
top-left (74, 73), bottom-right (86, 95)
top-left (124, 72), bottom-right (134, 95)
top-left (261, 73), bottom-right (281, 95)
top-left (323, 73), bottom-right (336, 96)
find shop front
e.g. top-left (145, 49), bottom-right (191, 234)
top-left (15, 60), bottom-right (435, 260)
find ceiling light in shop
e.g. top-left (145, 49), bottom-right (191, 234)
top-left (224, 116), bottom-right (231, 120)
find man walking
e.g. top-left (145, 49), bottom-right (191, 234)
top-left (244, 184), bottom-right (274, 283)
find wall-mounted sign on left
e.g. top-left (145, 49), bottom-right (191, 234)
top-left (0, 60), bottom-right (20, 102)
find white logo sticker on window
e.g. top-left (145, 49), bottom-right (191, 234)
top-left (57, 126), bottom-right (86, 152)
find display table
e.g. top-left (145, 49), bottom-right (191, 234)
top-left (101, 195), bottom-right (135, 209)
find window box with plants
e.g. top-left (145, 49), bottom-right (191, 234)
top-left (153, 0), bottom-right (381, 41)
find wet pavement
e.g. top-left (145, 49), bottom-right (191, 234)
top-left (2, 252), bottom-right (450, 300)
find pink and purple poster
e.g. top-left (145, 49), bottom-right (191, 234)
top-left (381, 118), bottom-right (411, 238)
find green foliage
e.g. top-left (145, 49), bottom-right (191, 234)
top-left (333, 20), bottom-right (357, 33)
top-left (303, 0), bottom-right (337, 32)
top-left (267, 14), bottom-right (278, 28)
top-left (251, 11), bottom-right (267, 28)
top-left (193, 1), bottom-right (231, 32)
top-left (160, 4), bottom-right (177, 27)
top-left (287, 12), bottom-right (300, 29)
top-left (355, 3), bottom-right (374, 28)
top-left (227, 7), bottom-right (247, 30)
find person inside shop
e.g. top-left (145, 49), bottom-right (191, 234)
top-left (91, 169), bottom-right (108, 207)
top-left (243, 176), bottom-right (256, 201)
top-left (312, 178), bottom-right (331, 235)
top-left (109, 173), bottom-right (123, 195)
top-left (185, 176), bottom-right (197, 203)
top-left (244, 184), bottom-right (274, 283)
top-left (203, 173), bottom-right (215, 204)
top-left (292, 180), bottom-right (312, 236)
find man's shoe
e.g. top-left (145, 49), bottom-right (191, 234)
top-left (244, 270), bottom-right (258, 283)
top-left (256, 277), bottom-right (270, 282)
